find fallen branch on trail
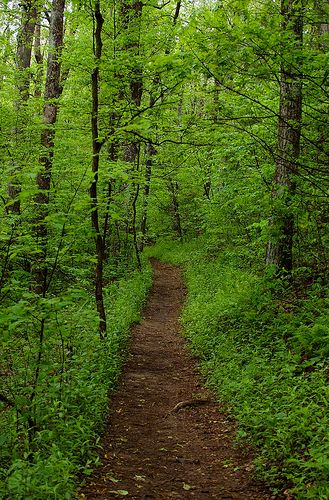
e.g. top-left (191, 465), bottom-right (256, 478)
top-left (172, 399), bottom-right (213, 412)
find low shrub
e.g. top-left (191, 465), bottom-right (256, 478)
top-left (0, 261), bottom-right (152, 499)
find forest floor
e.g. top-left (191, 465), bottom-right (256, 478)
top-left (80, 260), bottom-right (271, 499)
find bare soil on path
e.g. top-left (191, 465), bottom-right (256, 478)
top-left (81, 260), bottom-right (271, 499)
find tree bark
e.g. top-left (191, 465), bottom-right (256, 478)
top-left (120, 0), bottom-right (143, 163)
top-left (15, 1), bottom-right (39, 100)
top-left (140, 140), bottom-right (155, 250)
top-left (120, 0), bottom-right (144, 261)
top-left (132, 146), bottom-right (142, 270)
top-left (8, 1), bottom-right (39, 215)
top-left (266, 0), bottom-right (303, 273)
top-left (34, 20), bottom-right (44, 98)
top-left (169, 179), bottom-right (183, 240)
top-left (90, 0), bottom-right (107, 338)
top-left (34, 0), bottom-right (65, 294)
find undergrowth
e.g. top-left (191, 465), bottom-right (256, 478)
top-left (0, 260), bottom-right (152, 499)
top-left (147, 239), bottom-right (329, 499)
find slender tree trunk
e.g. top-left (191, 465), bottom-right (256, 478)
top-left (120, 0), bottom-right (143, 261)
top-left (103, 178), bottom-right (115, 262)
top-left (140, 141), bottom-right (155, 250)
top-left (169, 179), bottom-right (182, 240)
top-left (103, 112), bottom-right (119, 263)
top-left (34, 20), bottom-right (44, 98)
top-left (132, 146), bottom-right (142, 270)
top-left (140, 84), bottom-right (157, 251)
top-left (15, 1), bottom-right (39, 100)
top-left (266, 0), bottom-right (303, 273)
top-left (90, 0), bottom-right (107, 338)
top-left (121, 0), bottom-right (143, 163)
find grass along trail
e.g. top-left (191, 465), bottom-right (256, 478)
top-left (80, 260), bottom-right (270, 499)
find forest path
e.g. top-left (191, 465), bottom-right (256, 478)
top-left (81, 260), bottom-right (270, 499)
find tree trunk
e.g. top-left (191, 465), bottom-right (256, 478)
top-left (132, 146), bottom-right (142, 270)
top-left (8, 1), bottom-right (39, 215)
top-left (34, 20), bottom-right (44, 98)
top-left (169, 179), bottom-right (183, 240)
top-left (103, 111), bottom-right (119, 263)
top-left (121, 0), bottom-right (143, 165)
top-left (266, 0), bottom-right (303, 273)
top-left (120, 0), bottom-right (143, 261)
top-left (28, 0), bottom-right (65, 441)
top-left (34, 0), bottom-right (65, 294)
top-left (140, 83), bottom-right (157, 251)
top-left (15, 1), bottom-right (39, 100)
top-left (90, 0), bottom-right (107, 338)
top-left (140, 141), bottom-right (155, 250)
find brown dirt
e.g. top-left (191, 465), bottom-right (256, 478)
top-left (80, 260), bottom-right (271, 499)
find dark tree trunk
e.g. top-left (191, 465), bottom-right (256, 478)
top-left (103, 111), bottom-right (119, 262)
top-left (90, 0), bottom-right (107, 338)
top-left (132, 146), bottom-right (142, 270)
top-left (140, 85), bottom-right (157, 251)
top-left (121, 0), bottom-right (143, 163)
top-left (169, 179), bottom-right (182, 240)
top-left (140, 141), bottom-right (155, 250)
top-left (34, 20), bottom-right (44, 98)
top-left (266, 0), bottom-right (303, 273)
top-left (120, 0), bottom-right (143, 262)
top-left (15, 1), bottom-right (39, 100)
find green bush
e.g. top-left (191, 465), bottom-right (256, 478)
top-left (0, 261), bottom-right (152, 499)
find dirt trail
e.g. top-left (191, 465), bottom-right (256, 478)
top-left (81, 260), bottom-right (270, 499)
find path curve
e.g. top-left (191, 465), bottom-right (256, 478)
top-left (81, 260), bottom-right (270, 499)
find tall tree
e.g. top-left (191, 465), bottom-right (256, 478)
top-left (266, 0), bottom-right (303, 273)
top-left (90, 0), bottom-right (107, 337)
top-left (7, 0), bottom-right (39, 214)
top-left (33, 0), bottom-right (65, 291)
top-left (120, 0), bottom-right (143, 267)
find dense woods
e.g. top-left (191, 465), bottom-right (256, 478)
top-left (0, 0), bottom-right (328, 498)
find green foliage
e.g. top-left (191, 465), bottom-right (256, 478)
top-left (0, 261), bottom-right (152, 498)
top-left (1, 0), bottom-right (328, 496)
top-left (148, 239), bottom-right (329, 499)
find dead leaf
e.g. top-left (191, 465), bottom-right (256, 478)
top-left (106, 474), bottom-right (120, 483)
top-left (134, 475), bottom-right (146, 481)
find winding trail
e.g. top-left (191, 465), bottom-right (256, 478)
top-left (81, 260), bottom-right (270, 499)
